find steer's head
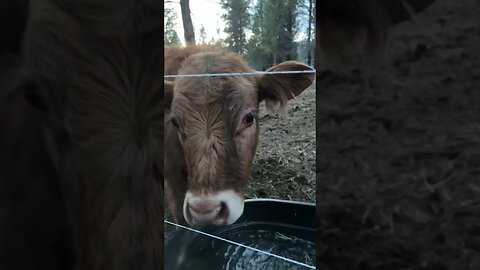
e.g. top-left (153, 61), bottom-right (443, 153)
top-left (165, 50), bottom-right (314, 226)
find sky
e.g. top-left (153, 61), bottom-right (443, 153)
top-left (165, 0), bottom-right (227, 45)
top-left (164, 0), bottom-right (312, 45)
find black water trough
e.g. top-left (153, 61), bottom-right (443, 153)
top-left (165, 199), bottom-right (316, 270)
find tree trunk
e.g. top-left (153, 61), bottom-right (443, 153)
top-left (180, 0), bottom-right (195, 45)
top-left (307, 0), bottom-right (313, 66)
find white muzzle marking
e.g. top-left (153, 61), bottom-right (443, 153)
top-left (183, 190), bottom-right (244, 226)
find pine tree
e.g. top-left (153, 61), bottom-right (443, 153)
top-left (220, 0), bottom-right (251, 53)
top-left (246, 0), bottom-right (300, 67)
top-left (199, 25), bottom-right (208, 44)
top-left (245, 0), bottom-right (272, 69)
top-left (164, 6), bottom-right (180, 45)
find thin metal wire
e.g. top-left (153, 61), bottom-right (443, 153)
top-left (165, 220), bottom-right (316, 269)
top-left (164, 69), bottom-right (317, 78)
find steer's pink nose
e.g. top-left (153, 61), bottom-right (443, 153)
top-left (185, 199), bottom-right (228, 226)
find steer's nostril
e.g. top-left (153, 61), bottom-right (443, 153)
top-left (184, 194), bottom-right (242, 226)
top-left (217, 202), bottom-right (229, 220)
top-left (185, 200), bottom-right (229, 225)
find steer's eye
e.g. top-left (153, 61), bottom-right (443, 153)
top-left (242, 112), bottom-right (255, 127)
top-left (236, 112), bottom-right (256, 135)
top-left (235, 112), bottom-right (256, 135)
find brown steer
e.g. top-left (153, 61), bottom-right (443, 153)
top-left (0, 1), bottom-right (163, 269)
top-left (164, 45), bottom-right (315, 227)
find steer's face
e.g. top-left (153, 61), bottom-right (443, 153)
top-left (165, 50), bottom-right (314, 226)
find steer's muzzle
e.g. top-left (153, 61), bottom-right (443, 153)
top-left (183, 190), bottom-right (244, 226)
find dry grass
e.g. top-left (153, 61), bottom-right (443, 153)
top-left (246, 85), bottom-right (316, 203)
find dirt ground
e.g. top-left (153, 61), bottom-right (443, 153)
top-left (316, 0), bottom-right (480, 269)
top-left (246, 83), bottom-right (316, 203)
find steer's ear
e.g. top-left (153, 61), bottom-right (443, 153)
top-left (256, 61), bottom-right (314, 113)
top-left (164, 80), bottom-right (174, 111)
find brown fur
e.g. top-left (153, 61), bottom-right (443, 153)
top-left (164, 44), bottom-right (218, 80)
top-left (0, 1), bottom-right (163, 269)
top-left (164, 45), bottom-right (315, 224)
top-left (55, 0), bottom-right (162, 37)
